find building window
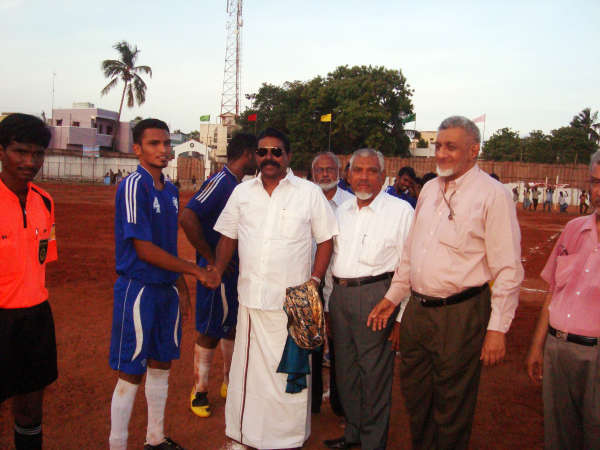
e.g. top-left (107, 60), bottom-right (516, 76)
top-left (98, 124), bottom-right (104, 134)
top-left (56, 119), bottom-right (63, 126)
top-left (72, 121), bottom-right (80, 127)
top-left (107, 126), bottom-right (113, 134)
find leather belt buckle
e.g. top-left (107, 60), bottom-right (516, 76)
top-left (556, 330), bottom-right (567, 340)
top-left (338, 279), bottom-right (348, 287)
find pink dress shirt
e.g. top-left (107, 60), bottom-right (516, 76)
top-left (386, 165), bottom-right (524, 333)
top-left (541, 214), bottom-right (600, 337)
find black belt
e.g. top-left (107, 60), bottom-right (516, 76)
top-left (548, 325), bottom-right (598, 346)
top-left (333, 272), bottom-right (393, 287)
top-left (412, 284), bottom-right (488, 307)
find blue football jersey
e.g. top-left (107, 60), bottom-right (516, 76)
top-left (115, 165), bottom-right (180, 285)
top-left (185, 166), bottom-right (239, 253)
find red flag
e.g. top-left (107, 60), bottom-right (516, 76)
top-left (248, 113), bottom-right (257, 122)
top-left (472, 114), bottom-right (486, 123)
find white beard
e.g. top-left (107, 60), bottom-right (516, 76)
top-left (355, 191), bottom-right (374, 200)
top-left (318, 179), bottom-right (339, 191)
top-left (436, 165), bottom-right (454, 177)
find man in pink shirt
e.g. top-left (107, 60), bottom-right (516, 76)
top-left (526, 150), bottom-right (600, 450)
top-left (368, 115), bottom-right (524, 450)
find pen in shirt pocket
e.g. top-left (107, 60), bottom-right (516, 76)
top-left (558, 244), bottom-right (568, 256)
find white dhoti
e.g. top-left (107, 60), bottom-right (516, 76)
top-left (225, 304), bottom-right (311, 449)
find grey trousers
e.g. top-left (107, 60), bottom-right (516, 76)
top-left (398, 286), bottom-right (491, 450)
top-left (329, 278), bottom-right (397, 450)
top-left (543, 333), bottom-right (600, 450)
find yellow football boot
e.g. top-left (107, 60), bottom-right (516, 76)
top-left (190, 390), bottom-right (211, 417)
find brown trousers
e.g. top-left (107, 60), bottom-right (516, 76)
top-left (543, 333), bottom-right (600, 450)
top-left (399, 286), bottom-right (491, 450)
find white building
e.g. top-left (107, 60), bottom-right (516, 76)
top-left (169, 139), bottom-right (212, 180)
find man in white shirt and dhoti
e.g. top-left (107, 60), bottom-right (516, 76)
top-left (208, 127), bottom-right (338, 449)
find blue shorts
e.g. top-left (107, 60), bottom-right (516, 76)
top-left (109, 277), bottom-right (182, 375)
top-left (195, 273), bottom-right (238, 339)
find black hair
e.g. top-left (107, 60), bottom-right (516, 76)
top-left (398, 166), bottom-right (416, 180)
top-left (228, 132), bottom-right (257, 161)
top-left (132, 118), bottom-right (169, 145)
top-left (257, 127), bottom-right (290, 153)
top-left (422, 172), bottom-right (437, 184)
top-left (0, 113), bottom-right (51, 148)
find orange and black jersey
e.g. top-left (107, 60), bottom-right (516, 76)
top-left (0, 179), bottom-right (57, 309)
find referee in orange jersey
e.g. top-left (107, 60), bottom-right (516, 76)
top-left (0, 114), bottom-right (57, 450)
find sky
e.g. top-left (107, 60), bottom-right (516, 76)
top-left (1, 0), bottom-right (598, 140)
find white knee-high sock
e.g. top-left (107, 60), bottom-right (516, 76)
top-left (109, 378), bottom-right (139, 450)
top-left (145, 368), bottom-right (170, 446)
top-left (220, 339), bottom-right (234, 385)
top-left (193, 343), bottom-right (214, 393)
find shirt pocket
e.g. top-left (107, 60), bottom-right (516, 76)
top-left (280, 208), bottom-right (309, 241)
top-left (358, 235), bottom-right (391, 267)
top-left (554, 254), bottom-right (577, 291)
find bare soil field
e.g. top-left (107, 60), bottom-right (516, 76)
top-left (0, 183), bottom-right (576, 449)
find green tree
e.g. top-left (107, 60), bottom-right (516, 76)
top-left (101, 41), bottom-right (152, 151)
top-left (550, 126), bottom-right (597, 165)
top-left (239, 65), bottom-right (414, 170)
top-left (481, 128), bottom-right (522, 161)
top-left (522, 130), bottom-right (551, 163)
top-left (570, 107), bottom-right (599, 145)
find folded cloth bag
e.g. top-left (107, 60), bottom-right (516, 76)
top-left (277, 281), bottom-right (325, 393)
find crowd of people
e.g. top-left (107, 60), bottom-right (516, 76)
top-left (1, 112), bottom-right (598, 450)
top-left (513, 185), bottom-right (591, 214)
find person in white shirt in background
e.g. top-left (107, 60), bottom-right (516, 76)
top-left (324, 148), bottom-right (414, 450)
top-left (310, 152), bottom-right (354, 417)
top-left (207, 128), bottom-right (339, 450)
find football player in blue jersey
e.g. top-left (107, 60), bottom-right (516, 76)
top-left (108, 119), bottom-right (211, 450)
top-left (180, 133), bottom-right (257, 417)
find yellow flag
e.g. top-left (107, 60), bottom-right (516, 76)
top-left (320, 113), bottom-right (332, 122)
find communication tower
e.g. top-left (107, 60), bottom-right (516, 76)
top-left (220, 0), bottom-right (243, 128)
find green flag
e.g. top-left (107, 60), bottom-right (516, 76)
top-left (401, 113), bottom-right (416, 124)
top-left (200, 115), bottom-right (210, 122)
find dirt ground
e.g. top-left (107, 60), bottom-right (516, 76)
top-left (0, 183), bottom-right (577, 449)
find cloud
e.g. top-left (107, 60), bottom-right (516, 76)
top-left (0, 0), bottom-right (24, 9)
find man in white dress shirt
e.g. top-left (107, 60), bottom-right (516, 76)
top-left (324, 148), bottom-right (414, 450)
top-left (310, 152), bottom-right (354, 416)
top-left (208, 128), bottom-right (339, 449)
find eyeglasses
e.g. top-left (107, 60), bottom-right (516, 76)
top-left (256, 147), bottom-right (283, 157)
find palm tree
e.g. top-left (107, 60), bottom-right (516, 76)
top-left (101, 41), bottom-right (152, 150)
top-left (570, 107), bottom-right (599, 145)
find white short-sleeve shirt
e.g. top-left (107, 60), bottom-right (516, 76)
top-left (214, 169), bottom-right (339, 310)
top-left (331, 191), bottom-right (414, 278)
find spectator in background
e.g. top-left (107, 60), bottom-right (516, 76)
top-left (544, 187), bottom-right (554, 212)
top-left (532, 187), bottom-right (540, 210)
top-left (338, 163), bottom-right (354, 194)
top-left (559, 191), bottom-right (568, 213)
top-left (385, 166), bottom-right (417, 208)
top-left (523, 188), bottom-right (531, 210)
top-left (512, 186), bottom-right (519, 204)
top-left (422, 172), bottom-right (437, 185)
top-left (489, 172), bottom-right (500, 181)
top-left (579, 190), bottom-right (589, 215)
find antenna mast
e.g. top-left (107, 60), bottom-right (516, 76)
top-left (220, 0), bottom-right (243, 128)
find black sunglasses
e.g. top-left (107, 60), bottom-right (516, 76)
top-left (256, 147), bottom-right (284, 157)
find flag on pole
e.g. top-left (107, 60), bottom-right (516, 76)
top-left (248, 113), bottom-right (257, 122)
top-left (200, 115), bottom-right (210, 122)
top-left (401, 113), bottom-right (416, 124)
top-left (320, 113), bottom-right (332, 122)
top-left (472, 114), bottom-right (486, 123)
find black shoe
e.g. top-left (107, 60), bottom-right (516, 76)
top-left (144, 437), bottom-right (185, 449)
top-left (323, 436), bottom-right (360, 449)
